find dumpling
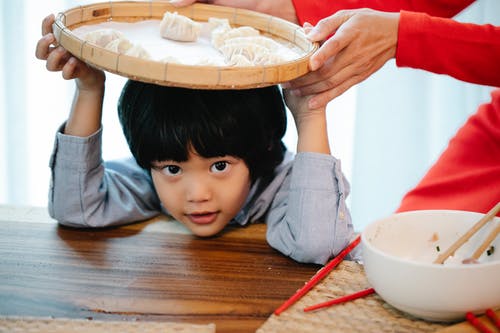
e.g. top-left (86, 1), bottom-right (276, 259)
top-left (207, 17), bottom-right (231, 34)
top-left (225, 54), bottom-right (253, 67)
top-left (253, 52), bottom-right (286, 66)
top-left (104, 38), bottom-right (133, 53)
top-left (223, 36), bottom-right (282, 52)
top-left (211, 26), bottom-right (260, 49)
top-left (85, 29), bottom-right (150, 59)
top-left (219, 43), bottom-right (268, 63)
top-left (124, 44), bottom-right (151, 59)
top-left (84, 29), bottom-right (124, 47)
top-left (160, 11), bottom-right (202, 42)
top-left (219, 37), bottom-right (286, 66)
top-left (219, 41), bottom-right (286, 66)
top-left (223, 36), bottom-right (289, 65)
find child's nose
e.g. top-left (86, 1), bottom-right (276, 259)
top-left (186, 179), bottom-right (211, 202)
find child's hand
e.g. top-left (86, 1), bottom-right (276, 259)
top-left (35, 14), bottom-right (105, 91)
top-left (283, 88), bottom-right (325, 124)
top-left (283, 88), bottom-right (330, 154)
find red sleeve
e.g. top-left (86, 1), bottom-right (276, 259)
top-left (291, 0), bottom-right (474, 25)
top-left (396, 11), bottom-right (500, 87)
top-left (397, 89), bottom-right (500, 215)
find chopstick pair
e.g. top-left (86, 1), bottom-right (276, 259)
top-left (434, 202), bottom-right (500, 264)
top-left (466, 309), bottom-right (500, 333)
top-left (273, 234), bottom-right (361, 315)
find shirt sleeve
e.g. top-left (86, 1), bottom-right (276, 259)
top-left (265, 152), bottom-right (355, 265)
top-left (48, 126), bottom-right (161, 228)
top-left (396, 10), bottom-right (500, 87)
top-left (290, 0), bottom-right (474, 25)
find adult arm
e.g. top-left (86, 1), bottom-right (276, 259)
top-left (291, 0), bottom-right (475, 26)
top-left (397, 11), bottom-right (500, 87)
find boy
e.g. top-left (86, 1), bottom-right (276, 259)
top-left (37, 14), bottom-right (354, 264)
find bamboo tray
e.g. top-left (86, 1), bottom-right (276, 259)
top-left (52, 1), bottom-right (318, 89)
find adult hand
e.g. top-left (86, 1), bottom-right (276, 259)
top-left (286, 9), bottom-right (399, 109)
top-left (35, 14), bottom-right (105, 90)
top-left (168, 0), bottom-right (298, 23)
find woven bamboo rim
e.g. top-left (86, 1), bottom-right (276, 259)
top-left (52, 1), bottom-right (318, 89)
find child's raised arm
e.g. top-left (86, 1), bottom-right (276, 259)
top-left (265, 88), bottom-right (354, 264)
top-left (283, 89), bottom-right (330, 155)
top-left (35, 14), bottom-right (106, 137)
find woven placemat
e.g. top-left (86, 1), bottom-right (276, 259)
top-left (257, 261), bottom-right (448, 333)
top-left (0, 316), bottom-right (215, 333)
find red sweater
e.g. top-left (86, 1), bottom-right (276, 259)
top-left (292, 0), bottom-right (500, 214)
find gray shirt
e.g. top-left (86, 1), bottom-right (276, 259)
top-left (49, 127), bottom-right (355, 264)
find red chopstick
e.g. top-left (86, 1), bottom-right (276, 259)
top-left (303, 287), bottom-right (375, 312)
top-left (485, 309), bottom-right (500, 330)
top-left (273, 234), bottom-right (361, 315)
top-left (466, 312), bottom-right (494, 333)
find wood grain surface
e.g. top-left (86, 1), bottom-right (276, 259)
top-left (0, 211), bottom-right (319, 333)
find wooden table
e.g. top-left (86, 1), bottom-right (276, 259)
top-left (0, 205), bottom-right (319, 333)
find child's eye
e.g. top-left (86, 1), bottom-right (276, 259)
top-left (162, 165), bottom-right (182, 176)
top-left (210, 161), bottom-right (229, 173)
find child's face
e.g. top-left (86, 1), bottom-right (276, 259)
top-left (150, 148), bottom-right (251, 237)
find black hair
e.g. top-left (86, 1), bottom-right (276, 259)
top-left (117, 80), bottom-right (287, 181)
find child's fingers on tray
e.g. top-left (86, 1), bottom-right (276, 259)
top-left (45, 46), bottom-right (71, 72)
top-left (42, 14), bottom-right (55, 36)
top-left (35, 33), bottom-right (56, 60)
top-left (62, 57), bottom-right (81, 80)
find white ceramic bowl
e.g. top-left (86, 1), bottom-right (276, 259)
top-left (362, 210), bottom-right (500, 322)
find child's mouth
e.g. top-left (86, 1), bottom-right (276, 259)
top-left (186, 212), bottom-right (218, 225)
